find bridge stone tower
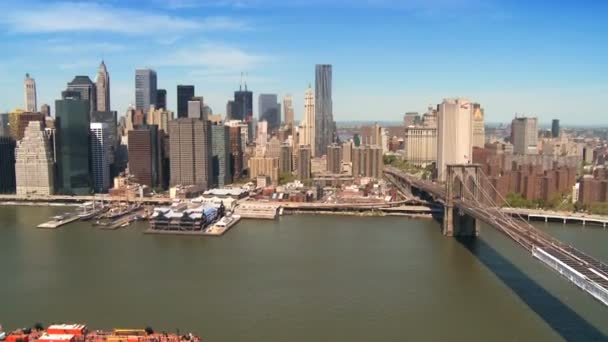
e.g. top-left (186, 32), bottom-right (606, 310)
top-left (443, 164), bottom-right (481, 237)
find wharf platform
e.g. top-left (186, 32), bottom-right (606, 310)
top-left (37, 214), bottom-right (80, 229)
top-left (234, 203), bottom-right (279, 219)
top-left (203, 215), bottom-right (241, 236)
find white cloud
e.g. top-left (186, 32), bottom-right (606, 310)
top-left (45, 41), bottom-right (126, 54)
top-left (0, 2), bottom-right (248, 34)
top-left (157, 43), bottom-right (270, 71)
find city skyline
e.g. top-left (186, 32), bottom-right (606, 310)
top-left (0, 1), bottom-right (607, 124)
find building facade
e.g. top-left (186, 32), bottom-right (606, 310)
top-left (283, 95), bottom-right (294, 126)
top-left (248, 157), bottom-right (279, 185)
top-left (472, 103), bottom-right (485, 148)
top-left (15, 121), bottom-right (54, 195)
top-left (314, 64), bottom-right (334, 157)
top-left (211, 123), bottom-right (231, 188)
top-left (437, 98), bottom-right (473, 181)
top-left (511, 116), bottom-right (538, 155)
top-left (67, 76), bottom-right (96, 117)
top-left (259, 94), bottom-right (280, 131)
top-left (352, 145), bottom-right (383, 178)
top-left (156, 89), bottom-right (167, 110)
top-left (9, 110), bottom-right (45, 141)
top-left (327, 143), bottom-right (342, 174)
top-left (0, 137), bottom-right (16, 193)
top-left (90, 123), bottom-right (111, 193)
top-left (297, 145), bottom-right (312, 180)
top-left (404, 127), bottom-right (437, 167)
top-left (299, 86), bottom-right (315, 154)
top-left (135, 69), bottom-right (157, 112)
top-left (169, 118), bottom-right (212, 189)
top-left (279, 143), bottom-right (293, 174)
top-left (177, 85), bottom-right (195, 118)
top-left (128, 125), bottom-right (161, 188)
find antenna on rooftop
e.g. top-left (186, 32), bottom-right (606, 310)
top-left (240, 72), bottom-right (243, 91)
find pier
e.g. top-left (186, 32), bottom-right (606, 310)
top-left (37, 214), bottom-right (80, 229)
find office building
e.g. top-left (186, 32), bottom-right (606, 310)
top-left (9, 109), bottom-right (45, 141)
top-left (40, 104), bottom-right (51, 117)
top-left (169, 118), bottom-right (212, 189)
top-left (297, 145), bottom-right (312, 180)
top-left (327, 143), bottom-right (342, 174)
top-left (283, 95), bottom-right (294, 126)
top-left (341, 140), bottom-right (353, 164)
top-left (404, 127), bottom-right (437, 167)
top-left (24, 73), bottom-right (37, 112)
top-left (511, 116), bottom-right (539, 155)
top-left (156, 89), bottom-right (167, 110)
top-left (15, 121), bottom-right (54, 195)
top-left (128, 125), bottom-right (160, 188)
top-left (233, 86), bottom-right (253, 122)
top-left (148, 106), bottom-right (173, 132)
top-left (259, 94), bottom-right (280, 131)
top-left (266, 136), bottom-right (281, 159)
top-left (472, 103), bottom-right (485, 148)
top-left (55, 91), bottom-right (91, 195)
top-left (299, 85), bottom-right (315, 153)
top-left (257, 120), bottom-right (268, 148)
top-left (135, 69), bottom-right (157, 112)
top-left (228, 125), bottom-right (243, 181)
top-left (177, 85), bottom-right (195, 118)
top-left (226, 100), bottom-right (235, 119)
top-left (0, 137), bottom-right (16, 193)
top-left (552, 119), bottom-right (560, 138)
top-left (91, 111), bottom-right (118, 169)
top-left (203, 105), bottom-right (213, 119)
top-left (95, 60), bottom-right (110, 112)
top-left (437, 98), bottom-right (473, 181)
top-left (280, 143), bottom-right (293, 174)
top-left (315, 64), bottom-right (334, 157)
top-left (352, 145), bottom-right (383, 179)
top-left (188, 97), bottom-right (205, 120)
top-left (211, 123), bottom-right (231, 188)
top-left (90, 123), bottom-right (111, 193)
top-left (133, 109), bottom-right (145, 126)
top-left (67, 76), bottom-right (96, 116)
top-left (248, 157), bottom-right (279, 185)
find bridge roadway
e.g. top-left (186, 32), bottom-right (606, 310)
top-left (384, 167), bottom-right (608, 300)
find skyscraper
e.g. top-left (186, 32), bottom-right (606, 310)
top-left (228, 125), bottom-right (243, 181)
top-left (135, 69), bottom-right (157, 112)
top-left (55, 91), bottom-right (91, 195)
top-left (472, 103), bottom-right (485, 148)
top-left (188, 97), bottom-right (204, 120)
top-left (156, 89), bottom-right (167, 110)
top-left (15, 121), bottom-right (54, 195)
top-left (90, 123), bottom-right (111, 193)
top-left (95, 60), bottom-right (110, 112)
top-left (128, 125), bottom-right (161, 188)
top-left (211, 123), bottom-right (231, 188)
top-left (299, 85), bottom-right (315, 153)
top-left (511, 116), bottom-right (538, 155)
top-left (24, 73), bottom-right (37, 112)
top-left (327, 143), bottom-right (342, 174)
top-left (279, 143), bottom-right (293, 174)
top-left (551, 119), bottom-right (560, 138)
top-left (147, 106), bottom-right (173, 132)
top-left (297, 145), bottom-right (311, 180)
top-left (259, 94), bottom-right (280, 131)
top-left (283, 95), bottom-right (294, 126)
top-left (314, 64), bottom-right (334, 157)
top-left (234, 83), bottom-right (253, 142)
top-left (0, 137), bottom-right (16, 193)
top-left (169, 118), bottom-right (212, 189)
top-left (9, 110), bottom-right (45, 141)
top-left (437, 98), bottom-right (473, 181)
top-left (177, 85), bottom-right (195, 118)
top-left (67, 76), bottom-right (96, 117)
top-left (256, 120), bottom-right (268, 148)
top-left (226, 100), bottom-right (235, 119)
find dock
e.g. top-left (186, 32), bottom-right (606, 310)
top-left (234, 203), bottom-right (279, 219)
top-left (203, 215), bottom-right (241, 236)
top-left (37, 214), bottom-right (80, 229)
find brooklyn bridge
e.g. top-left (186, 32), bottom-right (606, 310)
top-left (384, 165), bottom-right (608, 307)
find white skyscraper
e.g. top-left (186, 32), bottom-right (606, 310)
top-left (437, 98), bottom-right (473, 181)
top-left (95, 60), bottom-right (111, 112)
top-left (15, 121), bottom-right (54, 195)
top-left (24, 73), bottom-right (37, 112)
top-left (90, 123), bottom-right (111, 193)
top-left (299, 85), bottom-right (315, 153)
top-left (257, 120), bottom-right (268, 148)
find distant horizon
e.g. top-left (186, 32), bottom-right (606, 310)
top-left (1, 1), bottom-right (607, 124)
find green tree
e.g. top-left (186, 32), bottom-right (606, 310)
top-left (279, 172), bottom-right (296, 185)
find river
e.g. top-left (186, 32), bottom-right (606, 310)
top-left (0, 206), bottom-right (607, 341)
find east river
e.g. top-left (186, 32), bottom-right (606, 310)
top-left (1, 206), bottom-right (607, 341)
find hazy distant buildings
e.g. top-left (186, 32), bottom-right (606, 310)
top-left (403, 112), bottom-right (419, 127)
top-left (472, 103), bottom-right (485, 148)
top-left (259, 94), bottom-right (281, 131)
top-left (0, 137), bottom-right (16, 193)
top-left (552, 119), bottom-right (560, 138)
top-left (90, 123), bottom-right (111, 192)
top-left (315, 64), bottom-right (334, 157)
top-left (135, 69), bottom-right (157, 112)
top-left (147, 106), bottom-right (173, 132)
top-left (511, 116), bottom-right (538, 155)
top-left (15, 121), bottom-right (54, 196)
top-left (67, 76), bottom-right (96, 117)
top-left (169, 118), bottom-right (212, 189)
top-left (40, 104), bottom-right (51, 117)
top-left (437, 98), bottom-right (473, 181)
top-left (95, 61), bottom-right (110, 112)
top-left (55, 91), bottom-right (91, 195)
top-left (404, 127), bottom-right (437, 167)
top-left (299, 85), bottom-right (316, 153)
top-left (283, 95), bottom-right (294, 126)
top-left (177, 85), bottom-right (194, 118)
top-left (24, 73), bottom-right (37, 112)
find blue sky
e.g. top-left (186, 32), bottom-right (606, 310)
top-left (0, 0), bottom-right (607, 124)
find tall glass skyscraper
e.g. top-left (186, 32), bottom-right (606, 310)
top-left (315, 64), bottom-right (334, 157)
top-left (177, 85), bottom-right (195, 118)
top-left (135, 69), bottom-right (157, 112)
